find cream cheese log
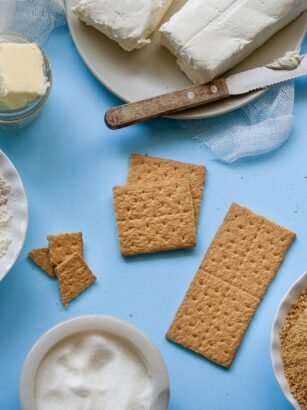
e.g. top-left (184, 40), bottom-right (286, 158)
top-left (160, 0), bottom-right (307, 84)
top-left (72, 0), bottom-right (174, 51)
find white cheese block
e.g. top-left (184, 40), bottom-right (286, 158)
top-left (72, 0), bottom-right (174, 51)
top-left (160, 0), bottom-right (307, 84)
top-left (0, 43), bottom-right (49, 110)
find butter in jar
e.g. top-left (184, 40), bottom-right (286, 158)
top-left (0, 33), bottom-right (52, 130)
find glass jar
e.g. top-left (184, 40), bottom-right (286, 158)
top-left (0, 33), bottom-right (52, 130)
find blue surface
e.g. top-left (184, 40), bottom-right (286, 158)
top-left (0, 26), bottom-right (306, 410)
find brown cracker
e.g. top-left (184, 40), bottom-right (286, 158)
top-left (127, 154), bottom-right (206, 225)
top-left (167, 273), bottom-right (259, 368)
top-left (55, 253), bottom-right (96, 306)
top-left (166, 203), bottom-right (295, 367)
top-left (28, 247), bottom-right (55, 277)
top-left (113, 179), bottom-right (196, 256)
top-left (48, 232), bottom-right (83, 267)
top-left (198, 203), bottom-right (296, 300)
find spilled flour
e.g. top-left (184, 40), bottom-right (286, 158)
top-left (0, 176), bottom-right (12, 258)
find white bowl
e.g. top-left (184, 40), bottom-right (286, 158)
top-left (20, 315), bottom-right (170, 410)
top-left (0, 150), bottom-right (28, 281)
top-left (271, 272), bottom-right (307, 409)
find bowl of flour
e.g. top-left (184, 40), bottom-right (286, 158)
top-left (20, 315), bottom-right (170, 410)
top-left (271, 272), bottom-right (307, 409)
top-left (0, 150), bottom-right (28, 281)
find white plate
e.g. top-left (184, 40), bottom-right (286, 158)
top-left (0, 150), bottom-right (28, 281)
top-left (66, 2), bottom-right (307, 120)
top-left (271, 272), bottom-right (307, 410)
top-left (20, 315), bottom-right (170, 410)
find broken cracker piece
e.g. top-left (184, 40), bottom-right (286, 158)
top-left (28, 247), bottom-right (55, 277)
top-left (55, 253), bottom-right (96, 307)
top-left (113, 179), bottom-right (196, 256)
top-left (48, 232), bottom-right (83, 267)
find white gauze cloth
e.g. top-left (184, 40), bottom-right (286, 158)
top-left (180, 34), bottom-right (306, 162)
top-left (0, 0), bottom-right (66, 44)
top-left (179, 81), bottom-right (295, 163)
top-left (0, 0), bottom-right (304, 162)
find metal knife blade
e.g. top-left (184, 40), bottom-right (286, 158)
top-left (226, 55), bottom-right (307, 95)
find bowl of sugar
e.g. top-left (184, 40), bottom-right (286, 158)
top-left (20, 315), bottom-right (170, 410)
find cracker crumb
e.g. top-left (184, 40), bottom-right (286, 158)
top-left (280, 289), bottom-right (307, 409)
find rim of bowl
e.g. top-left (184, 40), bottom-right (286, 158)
top-left (20, 315), bottom-right (170, 410)
top-left (271, 271), bottom-right (307, 410)
top-left (0, 150), bottom-right (28, 281)
top-left (0, 32), bottom-right (52, 123)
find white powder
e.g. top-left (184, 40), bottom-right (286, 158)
top-left (0, 176), bottom-right (11, 259)
top-left (34, 331), bottom-right (154, 410)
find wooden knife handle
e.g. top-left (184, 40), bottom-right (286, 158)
top-left (104, 78), bottom-right (229, 129)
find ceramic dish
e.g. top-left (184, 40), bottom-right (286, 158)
top-left (66, 1), bottom-right (307, 120)
top-left (20, 315), bottom-right (170, 410)
top-left (271, 271), bottom-right (307, 409)
top-left (0, 150), bottom-right (28, 281)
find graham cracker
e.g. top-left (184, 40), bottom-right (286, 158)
top-left (166, 203), bottom-right (296, 367)
top-left (198, 203), bottom-right (296, 300)
top-left (55, 253), bottom-right (96, 306)
top-left (113, 179), bottom-right (196, 256)
top-left (28, 247), bottom-right (55, 277)
top-left (48, 232), bottom-right (83, 267)
top-left (127, 154), bottom-right (206, 225)
top-left (167, 273), bottom-right (259, 368)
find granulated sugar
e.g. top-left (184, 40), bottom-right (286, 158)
top-left (280, 289), bottom-right (307, 409)
top-left (0, 176), bottom-right (12, 258)
top-left (34, 331), bottom-right (154, 410)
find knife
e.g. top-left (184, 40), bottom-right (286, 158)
top-left (105, 55), bottom-right (307, 130)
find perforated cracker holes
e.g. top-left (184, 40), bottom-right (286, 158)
top-left (113, 180), bottom-right (196, 256)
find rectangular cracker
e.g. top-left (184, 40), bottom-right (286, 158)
top-left (55, 253), bottom-right (96, 306)
top-left (28, 247), bottom-right (55, 277)
top-left (167, 273), bottom-right (259, 368)
top-left (47, 232), bottom-right (83, 267)
top-left (198, 203), bottom-right (296, 300)
top-left (166, 203), bottom-right (296, 367)
top-left (127, 154), bottom-right (206, 225)
top-left (113, 179), bottom-right (196, 256)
